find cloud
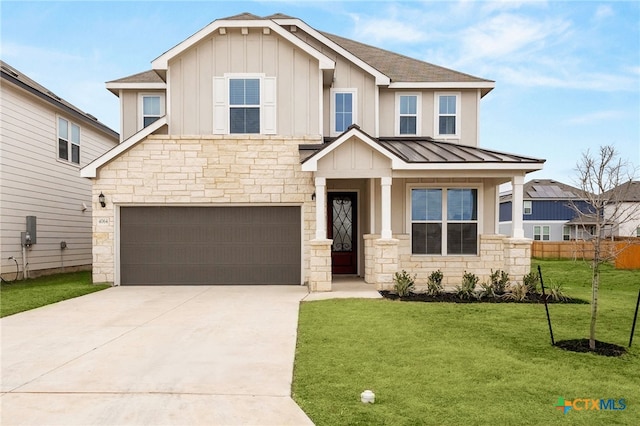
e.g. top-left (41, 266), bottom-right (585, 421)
top-left (594, 4), bottom-right (614, 21)
top-left (497, 67), bottom-right (638, 92)
top-left (456, 13), bottom-right (572, 65)
top-left (348, 6), bottom-right (430, 45)
top-left (566, 110), bottom-right (622, 125)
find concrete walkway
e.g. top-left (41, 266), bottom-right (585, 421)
top-left (1, 286), bottom-right (313, 426)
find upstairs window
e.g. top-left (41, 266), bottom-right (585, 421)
top-left (139, 94), bottom-right (165, 129)
top-left (435, 93), bottom-right (460, 137)
top-left (229, 79), bottom-right (260, 134)
top-left (213, 74), bottom-right (276, 135)
top-left (524, 201), bottom-right (532, 215)
top-left (331, 89), bottom-right (356, 135)
top-left (58, 117), bottom-right (80, 164)
top-left (396, 94), bottom-right (420, 135)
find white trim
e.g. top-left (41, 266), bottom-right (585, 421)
top-left (302, 126), bottom-right (395, 172)
top-left (118, 90), bottom-right (124, 142)
top-left (152, 20), bottom-right (335, 71)
top-left (434, 92), bottom-right (461, 140)
top-left (81, 116), bottom-right (167, 178)
top-left (56, 115), bottom-right (82, 165)
top-left (106, 82), bottom-right (166, 91)
top-left (405, 183), bottom-right (483, 256)
top-left (395, 92), bottom-right (421, 136)
top-left (523, 200), bottom-right (532, 215)
top-left (330, 88), bottom-right (357, 136)
top-left (389, 81), bottom-right (495, 90)
top-left (138, 93), bottom-right (165, 131)
top-left (273, 18), bottom-right (390, 85)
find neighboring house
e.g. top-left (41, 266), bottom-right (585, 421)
top-left (499, 179), bottom-right (597, 241)
top-left (0, 61), bottom-right (119, 280)
top-left (604, 180), bottom-right (640, 238)
top-left (81, 13), bottom-right (544, 290)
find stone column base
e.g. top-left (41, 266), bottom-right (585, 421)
top-left (504, 237), bottom-right (532, 283)
top-left (309, 239), bottom-right (332, 292)
top-left (373, 238), bottom-right (399, 290)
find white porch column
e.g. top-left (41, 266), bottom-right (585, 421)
top-left (315, 177), bottom-right (327, 239)
top-left (511, 175), bottom-right (525, 238)
top-left (381, 176), bottom-right (392, 239)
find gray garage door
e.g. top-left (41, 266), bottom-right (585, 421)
top-left (120, 206), bottom-right (301, 285)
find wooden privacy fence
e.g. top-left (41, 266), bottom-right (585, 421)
top-left (532, 239), bottom-right (640, 269)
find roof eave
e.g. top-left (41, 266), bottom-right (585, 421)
top-left (105, 82), bottom-right (167, 96)
top-left (81, 117), bottom-right (167, 178)
top-left (151, 19), bottom-right (335, 71)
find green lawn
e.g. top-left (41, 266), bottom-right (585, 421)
top-left (292, 259), bottom-right (640, 425)
top-left (0, 271), bottom-right (109, 317)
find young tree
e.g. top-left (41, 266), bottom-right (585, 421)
top-left (571, 145), bottom-right (638, 350)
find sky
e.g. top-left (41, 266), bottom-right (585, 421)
top-left (1, 0), bottom-right (638, 186)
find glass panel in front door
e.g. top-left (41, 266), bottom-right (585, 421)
top-left (332, 196), bottom-right (353, 252)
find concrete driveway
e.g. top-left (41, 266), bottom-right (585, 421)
top-left (1, 286), bottom-right (313, 425)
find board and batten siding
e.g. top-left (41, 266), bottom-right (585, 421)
top-left (167, 28), bottom-right (321, 136)
top-left (0, 83), bottom-right (117, 277)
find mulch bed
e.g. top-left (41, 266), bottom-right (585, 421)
top-left (379, 291), bottom-right (587, 304)
top-left (554, 339), bottom-right (628, 357)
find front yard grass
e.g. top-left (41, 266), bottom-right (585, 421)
top-left (0, 271), bottom-right (109, 317)
top-left (292, 259), bottom-right (640, 425)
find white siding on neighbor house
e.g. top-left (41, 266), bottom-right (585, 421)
top-left (167, 28), bottom-right (321, 136)
top-left (606, 202), bottom-right (640, 238)
top-left (0, 83), bottom-right (117, 276)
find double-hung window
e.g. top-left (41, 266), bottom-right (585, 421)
top-left (213, 74), bottom-right (276, 135)
top-left (140, 94), bottom-right (163, 128)
top-left (229, 78), bottom-right (260, 134)
top-left (523, 201), bottom-right (532, 215)
top-left (58, 117), bottom-right (80, 164)
top-left (534, 225), bottom-right (550, 241)
top-left (563, 226), bottom-right (571, 241)
top-left (411, 188), bottom-right (478, 255)
top-left (331, 89), bottom-right (356, 135)
top-left (397, 93), bottom-right (420, 135)
top-left (435, 93), bottom-right (460, 138)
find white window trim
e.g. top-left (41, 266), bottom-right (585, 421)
top-left (214, 73), bottom-right (276, 135)
top-left (138, 93), bottom-right (165, 130)
top-left (406, 183), bottom-right (483, 256)
top-left (330, 88), bottom-right (357, 136)
top-left (523, 200), bottom-right (532, 215)
top-left (434, 92), bottom-right (461, 139)
top-left (56, 115), bottom-right (81, 166)
top-left (563, 225), bottom-right (571, 241)
top-left (534, 225), bottom-right (550, 241)
top-left (395, 92), bottom-right (421, 136)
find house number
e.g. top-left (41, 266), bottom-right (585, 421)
top-left (98, 218), bottom-right (110, 225)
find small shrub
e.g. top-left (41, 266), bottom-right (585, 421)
top-left (393, 270), bottom-right (415, 297)
top-left (478, 282), bottom-right (495, 299)
top-left (489, 269), bottom-right (509, 294)
top-left (426, 269), bottom-right (444, 296)
top-left (523, 271), bottom-right (539, 294)
top-left (547, 279), bottom-right (569, 302)
top-left (456, 271), bottom-right (478, 300)
top-left (503, 283), bottom-right (529, 301)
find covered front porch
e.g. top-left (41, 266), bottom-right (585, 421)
top-left (301, 126), bottom-right (544, 292)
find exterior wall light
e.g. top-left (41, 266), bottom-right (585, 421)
top-left (98, 192), bottom-right (106, 208)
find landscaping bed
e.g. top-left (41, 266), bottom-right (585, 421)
top-left (379, 290), bottom-right (586, 304)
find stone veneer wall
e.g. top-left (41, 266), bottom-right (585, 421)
top-left (365, 233), bottom-right (532, 290)
top-left (91, 135), bottom-right (318, 285)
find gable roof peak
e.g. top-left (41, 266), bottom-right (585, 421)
top-left (220, 12), bottom-right (263, 21)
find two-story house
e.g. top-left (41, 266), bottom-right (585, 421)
top-left (1, 61), bottom-right (119, 280)
top-left (499, 179), bottom-right (596, 241)
top-left (81, 13), bottom-right (544, 290)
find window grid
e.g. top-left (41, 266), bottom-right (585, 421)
top-left (411, 188), bottom-right (478, 255)
top-left (334, 92), bottom-right (353, 133)
top-left (534, 225), bottom-right (550, 241)
top-left (524, 201), bottom-right (532, 215)
top-left (58, 117), bottom-right (80, 164)
top-left (229, 78), bottom-right (260, 134)
top-left (399, 95), bottom-right (417, 135)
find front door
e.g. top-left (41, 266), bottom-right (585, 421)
top-left (328, 192), bottom-right (357, 274)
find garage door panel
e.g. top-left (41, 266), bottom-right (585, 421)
top-left (120, 207), bottom-right (301, 285)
